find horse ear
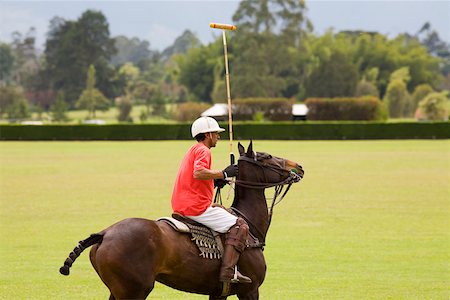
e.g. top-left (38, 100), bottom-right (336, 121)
top-left (238, 142), bottom-right (245, 156)
top-left (246, 140), bottom-right (254, 157)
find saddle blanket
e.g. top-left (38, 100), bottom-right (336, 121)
top-left (158, 217), bottom-right (223, 259)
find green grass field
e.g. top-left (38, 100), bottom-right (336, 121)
top-left (0, 140), bottom-right (448, 299)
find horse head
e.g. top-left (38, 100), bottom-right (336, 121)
top-left (237, 141), bottom-right (304, 186)
top-left (232, 141), bottom-right (304, 242)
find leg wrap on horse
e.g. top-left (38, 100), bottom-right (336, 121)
top-left (219, 218), bottom-right (252, 284)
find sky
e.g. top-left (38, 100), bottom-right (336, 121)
top-left (0, 0), bottom-right (449, 51)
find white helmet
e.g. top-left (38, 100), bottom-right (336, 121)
top-left (191, 117), bottom-right (225, 138)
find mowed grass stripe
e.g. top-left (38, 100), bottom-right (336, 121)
top-left (0, 140), bottom-right (448, 299)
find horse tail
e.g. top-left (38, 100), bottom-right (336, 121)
top-left (59, 233), bottom-right (103, 276)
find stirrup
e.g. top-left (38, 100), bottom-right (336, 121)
top-left (231, 266), bottom-right (239, 283)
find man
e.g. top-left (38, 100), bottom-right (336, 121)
top-left (171, 116), bottom-right (252, 284)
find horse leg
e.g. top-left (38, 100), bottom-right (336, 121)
top-left (237, 288), bottom-right (259, 300)
top-left (209, 296), bottom-right (227, 300)
top-left (106, 275), bottom-right (154, 300)
top-left (91, 238), bottom-right (156, 299)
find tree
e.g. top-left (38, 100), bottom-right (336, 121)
top-left (50, 91), bottom-right (68, 122)
top-left (0, 43), bottom-right (14, 84)
top-left (161, 30), bottom-right (201, 60)
top-left (118, 62), bottom-right (140, 92)
top-left (10, 28), bottom-right (40, 87)
top-left (230, 0), bottom-right (312, 98)
top-left (116, 95), bottom-right (133, 122)
top-left (178, 46), bottom-right (216, 102)
top-left (0, 86), bottom-right (30, 120)
top-left (419, 91), bottom-right (449, 121)
top-left (411, 84), bottom-right (434, 115)
top-left (305, 51), bottom-right (359, 97)
top-left (354, 80), bottom-right (379, 97)
top-left (111, 36), bottom-right (152, 66)
top-left (233, 0), bottom-right (312, 45)
top-left (76, 65), bottom-right (110, 118)
top-left (133, 80), bottom-right (156, 114)
top-left (383, 79), bottom-right (410, 118)
top-left (45, 10), bottom-right (116, 104)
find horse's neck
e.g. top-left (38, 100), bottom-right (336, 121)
top-left (233, 187), bottom-right (269, 242)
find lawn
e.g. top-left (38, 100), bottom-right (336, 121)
top-left (0, 140), bottom-right (448, 299)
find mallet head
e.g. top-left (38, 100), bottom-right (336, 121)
top-left (210, 23), bottom-right (237, 31)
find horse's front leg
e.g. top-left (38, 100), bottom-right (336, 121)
top-left (237, 288), bottom-right (259, 300)
top-left (209, 295), bottom-right (227, 300)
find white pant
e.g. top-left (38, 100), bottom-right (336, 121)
top-left (187, 206), bottom-right (238, 233)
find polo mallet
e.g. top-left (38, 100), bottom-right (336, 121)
top-left (210, 22), bottom-right (237, 165)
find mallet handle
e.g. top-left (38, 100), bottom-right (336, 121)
top-left (210, 23), bottom-right (237, 31)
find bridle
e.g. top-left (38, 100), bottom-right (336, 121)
top-left (226, 154), bottom-right (302, 243)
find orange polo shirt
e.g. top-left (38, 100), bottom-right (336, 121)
top-left (171, 143), bottom-right (214, 216)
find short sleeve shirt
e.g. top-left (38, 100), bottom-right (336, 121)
top-left (171, 143), bottom-right (214, 216)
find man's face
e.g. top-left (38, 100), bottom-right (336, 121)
top-left (206, 132), bottom-right (220, 148)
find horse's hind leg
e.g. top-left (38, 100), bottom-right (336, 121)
top-left (103, 272), bottom-right (154, 299)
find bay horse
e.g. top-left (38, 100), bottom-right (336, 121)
top-left (59, 141), bottom-right (304, 299)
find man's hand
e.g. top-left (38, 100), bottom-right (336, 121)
top-left (214, 178), bottom-right (228, 189)
top-left (222, 164), bottom-right (238, 178)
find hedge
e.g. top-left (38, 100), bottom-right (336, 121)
top-left (305, 96), bottom-right (387, 121)
top-left (1, 122), bottom-right (449, 140)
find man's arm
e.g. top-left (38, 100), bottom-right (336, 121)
top-left (194, 169), bottom-right (224, 180)
top-left (194, 164), bottom-right (238, 180)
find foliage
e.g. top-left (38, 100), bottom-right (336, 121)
top-left (416, 22), bottom-right (450, 75)
top-left (115, 95), bottom-right (133, 122)
top-left (0, 43), bottom-right (15, 83)
top-left (233, 98), bottom-right (294, 121)
top-left (233, 0), bottom-right (312, 45)
top-left (45, 11), bottom-right (117, 104)
top-left (411, 84), bottom-right (434, 114)
top-left (1, 5), bottom-right (447, 123)
top-left (418, 91), bottom-right (449, 121)
top-left (354, 80), bottom-right (379, 97)
top-left (0, 85), bottom-right (30, 119)
top-left (305, 96), bottom-right (385, 121)
top-left (177, 45), bottom-right (217, 102)
top-left (161, 30), bottom-right (201, 60)
top-left (305, 51), bottom-right (359, 98)
top-left (9, 28), bottom-right (40, 88)
top-left (118, 62), bottom-right (140, 89)
top-left (111, 35), bottom-right (152, 66)
top-left (76, 65), bottom-right (110, 118)
top-left (1, 122), bottom-right (449, 140)
top-left (133, 80), bottom-right (156, 114)
top-left (50, 90), bottom-right (69, 122)
top-left (383, 80), bottom-right (410, 118)
top-left (175, 102), bottom-right (211, 122)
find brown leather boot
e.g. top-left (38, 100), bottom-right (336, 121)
top-left (219, 218), bottom-right (252, 284)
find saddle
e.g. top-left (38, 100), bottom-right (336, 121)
top-left (158, 213), bottom-right (224, 259)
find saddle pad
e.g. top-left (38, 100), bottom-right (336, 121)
top-left (185, 222), bottom-right (222, 259)
top-left (158, 217), bottom-right (222, 259)
top-left (158, 217), bottom-right (190, 232)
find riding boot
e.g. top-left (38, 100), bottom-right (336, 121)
top-left (219, 218), bottom-right (252, 284)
